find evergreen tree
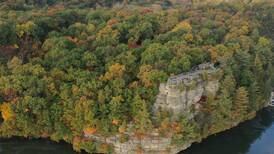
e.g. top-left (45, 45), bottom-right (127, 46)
top-left (232, 87), bottom-right (249, 121)
top-left (131, 95), bottom-right (152, 133)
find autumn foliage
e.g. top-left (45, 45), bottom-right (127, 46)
top-left (0, 1), bottom-right (273, 153)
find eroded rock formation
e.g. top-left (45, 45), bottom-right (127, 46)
top-left (86, 63), bottom-right (221, 154)
top-left (153, 63), bottom-right (220, 119)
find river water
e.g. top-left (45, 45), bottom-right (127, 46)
top-left (182, 107), bottom-right (274, 154)
top-left (0, 108), bottom-right (274, 154)
top-left (0, 138), bottom-right (77, 154)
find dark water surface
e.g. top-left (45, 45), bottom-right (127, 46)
top-left (1, 108), bottom-right (274, 154)
top-left (0, 138), bottom-right (77, 154)
top-left (182, 107), bottom-right (274, 154)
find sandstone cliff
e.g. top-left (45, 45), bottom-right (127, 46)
top-left (85, 63), bottom-right (222, 154)
top-left (153, 63), bottom-right (220, 119)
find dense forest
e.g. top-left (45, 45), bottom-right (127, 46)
top-left (0, 0), bottom-right (273, 153)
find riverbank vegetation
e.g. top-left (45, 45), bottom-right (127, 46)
top-left (0, 0), bottom-right (273, 153)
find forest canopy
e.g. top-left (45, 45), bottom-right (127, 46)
top-left (0, 0), bottom-right (273, 153)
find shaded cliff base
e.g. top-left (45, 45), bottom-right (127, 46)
top-left (82, 111), bottom-right (258, 154)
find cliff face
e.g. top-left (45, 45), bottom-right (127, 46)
top-left (153, 63), bottom-right (220, 119)
top-left (86, 63), bottom-right (222, 154)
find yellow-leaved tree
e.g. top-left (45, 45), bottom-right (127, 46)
top-left (172, 21), bottom-right (192, 32)
top-left (0, 103), bottom-right (14, 121)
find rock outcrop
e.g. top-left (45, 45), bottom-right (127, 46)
top-left (85, 127), bottom-right (197, 154)
top-left (85, 132), bottom-right (175, 154)
top-left (153, 63), bottom-right (220, 119)
top-left (85, 63), bottom-right (221, 154)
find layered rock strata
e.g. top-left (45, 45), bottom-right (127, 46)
top-left (153, 63), bottom-right (220, 119)
top-left (86, 63), bottom-right (221, 154)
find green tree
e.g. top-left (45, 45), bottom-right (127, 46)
top-left (0, 21), bottom-right (17, 45)
top-left (168, 54), bottom-right (191, 74)
top-left (232, 87), bottom-right (249, 121)
top-left (131, 95), bottom-right (152, 133)
top-left (141, 43), bottom-right (172, 70)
